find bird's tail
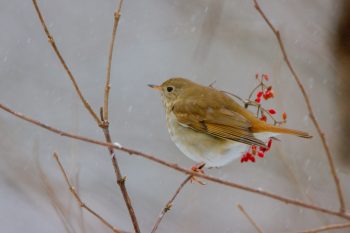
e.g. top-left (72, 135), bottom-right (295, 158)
top-left (252, 123), bottom-right (312, 139)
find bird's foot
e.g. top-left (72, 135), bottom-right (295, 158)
top-left (190, 162), bottom-right (206, 185)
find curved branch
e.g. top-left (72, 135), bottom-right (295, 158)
top-left (0, 102), bottom-right (349, 221)
top-left (32, 0), bottom-right (101, 125)
top-left (253, 0), bottom-right (346, 213)
top-left (151, 175), bottom-right (192, 233)
top-left (53, 152), bottom-right (126, 233)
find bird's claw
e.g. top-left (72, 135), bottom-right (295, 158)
top-left (190, 162), bottom-right (206, 185)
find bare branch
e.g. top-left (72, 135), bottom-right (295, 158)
top-left (291, 223), bottom-right (350, 233)
top-left (253, 0), bottom-right (346, 213)
top-left (237, 204), bottom-right (264, 233)
top-left (151, 175), bottom-right (192, 233)
top-left (53, 152), bottom-right (126, 233)
top-left (37, 158), bottom-right (77, 233)
top-left (32, 1), bottom-right (140, 231)
top-left (0, 102), bottom-right (349, 221)
top-left (100, 0), bottom-right (143, 228)
top-left (31, 0), bottom-right (101, 125)
top-left (103, 0), bottom-right (124, 122)
top-left (102, 127), bottom-right (141, 233)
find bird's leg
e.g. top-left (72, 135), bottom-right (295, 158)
top-left (190, 162), bottom-right (206, 185)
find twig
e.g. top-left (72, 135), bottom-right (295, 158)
top-left (31, 0), bottom-right (101, 125)
top-left (223, 89), bottom-right (284, 125)
top-left (291, 223), bottom-right (350, 233)
top-left (103, 0), bottom-right (124, 122)
top-left (100, 1), bottom-right (140, 231)
top-left (53, 152), bottom-right (124, 233)
top-left (237, 204), bottom-right (264, 233)
top-left (36, 158), bottom-right (77, 233)
top-left (151, 175), bottom-right (192, 233)
top-left (1, 102), bottom-right (349, 221)
top-left (102, 127), bottom-right (141, 233)
top-left (253, 0), bottom-right (346, 213)
top-left (32, 1), bottom-right (140, 231)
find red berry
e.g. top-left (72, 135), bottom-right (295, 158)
top-left (257, 91), bottom-right (263, 98)
top-left (267, 139), bottom-right (273, 149)
top-left (263, 90), bottom-right (274, 100)
top-left (255, 97), bottom-right (261, 103)
top-left (282, 112), bottom-right (287, 121)
top-left (257, 151), bottom-right (265, 158)
top-left (260, 115), bottom-right (267, 122)
top-left (268, 109), bottom-right (276, 114)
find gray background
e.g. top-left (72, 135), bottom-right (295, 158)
top-left (0, 0), bottom-right (349, 232)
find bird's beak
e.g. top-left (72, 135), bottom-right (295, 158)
top-left (148, 84), bottom-right (162, 91)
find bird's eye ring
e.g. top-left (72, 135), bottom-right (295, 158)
top-left (167, 86), bottom-right (174, 92)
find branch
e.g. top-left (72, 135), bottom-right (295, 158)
top-left (151, 175), bottom-right (192, 233)
top-left (102, 127), bottom-right (141, 233)
top-left (237, 204), bottom-right (264, 233)
top-left (1, 102), bottom-right (349, 221)
top-left (100, 1), bottom-right (140, 231)
top-left (103, 0), bottom-right (124, 122)
top-left (253, 0), bottom-right (346, 213)
top-left (32, 1), bottom-right (140, 231)
top-left (31, 0), bottom-right (101, 125)
top-left (291, 223), bottom-right (350, 233)
top-left (53, 152), bottom-right (126, 233)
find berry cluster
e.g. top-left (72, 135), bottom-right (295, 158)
top-left (240, 73), bottom-right (287, 163)
top-left (241, 139), bottom-right (273, 163)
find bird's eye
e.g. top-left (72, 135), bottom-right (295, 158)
top-left (167, 86), bottom-right (174, 92)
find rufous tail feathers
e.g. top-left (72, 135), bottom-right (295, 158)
top-left (252, 123), bottom-right (312, 139)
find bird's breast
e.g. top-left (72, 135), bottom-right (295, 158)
top-left (165, 111), bottom-right (248, 167)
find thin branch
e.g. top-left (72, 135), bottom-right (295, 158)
top-left (53, 152), bottom-right (125, 233)
top-left (237, 204), bottom-right (264, 233)
top-left (253, 0), bottom-right (346, 213)
top-left (151, 175), bottom-right (192, 233)
top-left (32, 1), bottom-right (140, 231)
top-left (102, 127), bottom-right (141, 233)
top-left (1, 103), bottom-right (349, 221)
top-left (37, 158), bottom-right (77, 233)
top-left (31, 0), bottom-right (101, 125)
top-left (101, 4), bottom-right (141, 226)
top-left (291, 223), bottom-right (350, 233)
top-left (103, 0), bottom-right (124, 122)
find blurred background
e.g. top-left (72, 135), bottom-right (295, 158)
top-left (0, 0), bottom-right (349, 232)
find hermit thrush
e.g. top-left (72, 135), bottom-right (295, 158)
top-left (149, 77), bottom-right (311, 167)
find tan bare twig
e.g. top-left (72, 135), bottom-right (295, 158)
top-left (53, 152), bottom-right (126, 233)
top-left (291, 223), bottom-right (350, 233)
top-left (32, 1), bottom-right (140, 231)
top-left (100, 1), bottom-right (141, 228)
top-left (37, 158), bottom-right (77, 233)
top-left (151, 175), bottom-right (192, 233)
top-left (1, 102), bottom-right (349, 221)
top-left (102, 127), bottom-right (141, 233)
top-left (253, 0), bottom-right (346, 213)
top-left (31, 0), bottom-right (101, 125)
top-left (237, 204), bottom-right (264, 233)
top-left (103, 0), bottom-right (124, 122)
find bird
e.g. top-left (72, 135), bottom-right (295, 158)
top-left (148, 77), bottom-right (312, 167)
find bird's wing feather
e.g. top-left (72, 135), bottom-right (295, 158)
top-left (173, 99), bottom-right (266, 147)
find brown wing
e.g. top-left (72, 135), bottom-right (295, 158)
top-left (172, 99), bottom-right (266, 147)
